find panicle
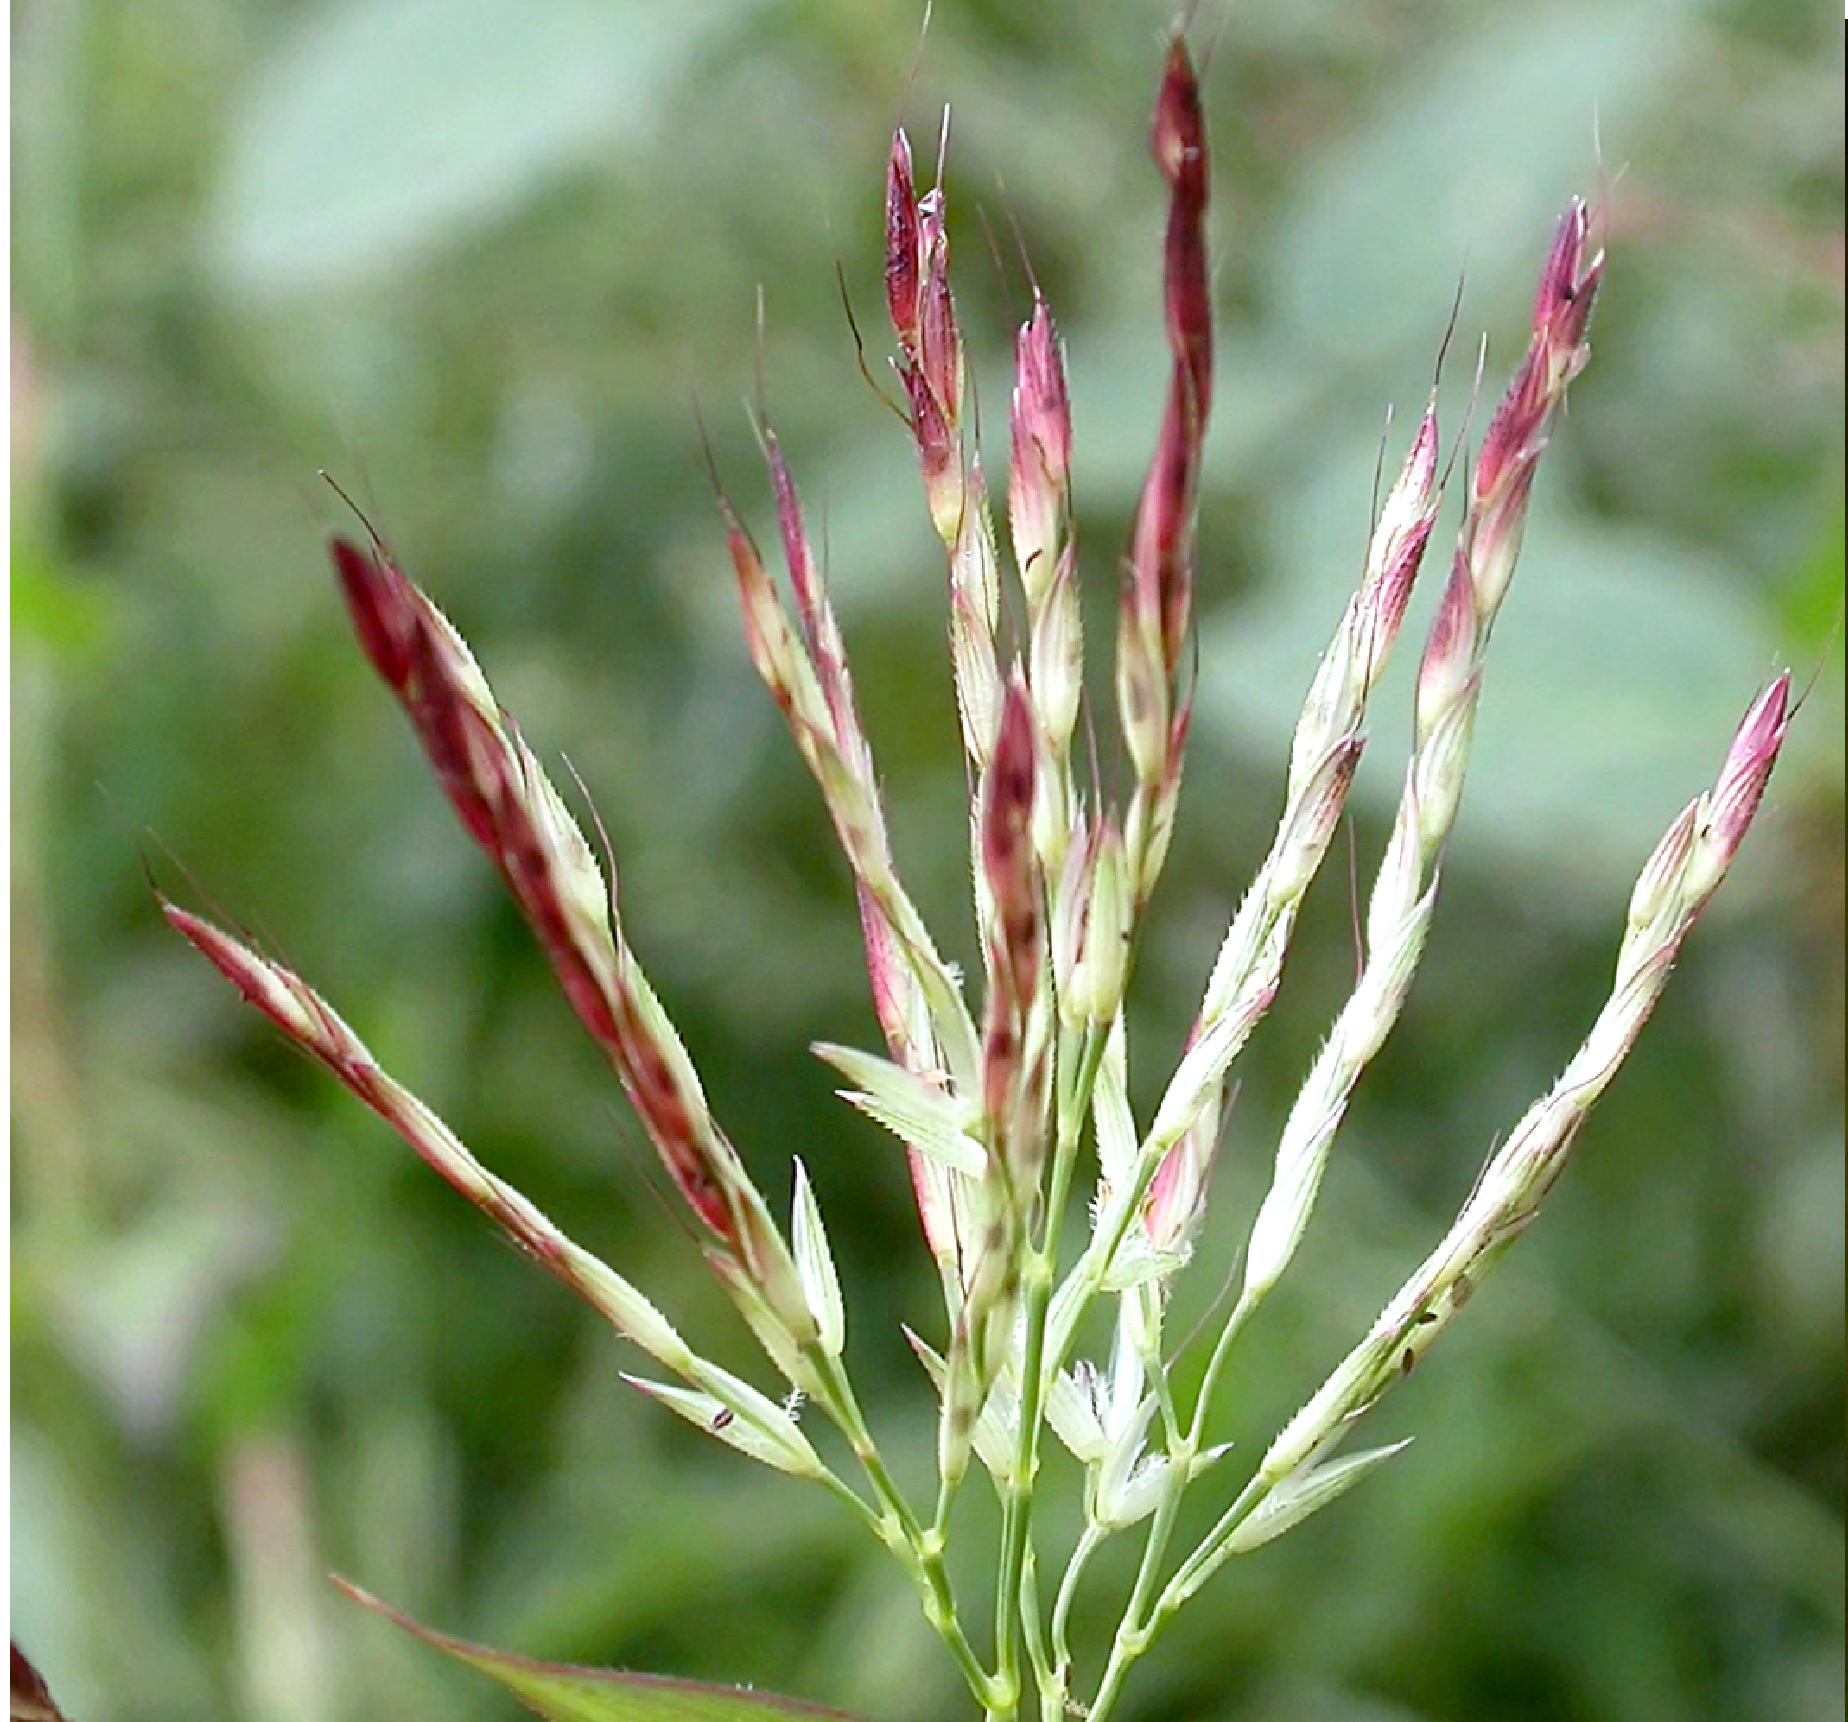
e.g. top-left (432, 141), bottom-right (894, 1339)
top-left (166, 46), bottom-right (1812, 1705)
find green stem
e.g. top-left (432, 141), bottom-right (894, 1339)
top-left (1019, 1542), bottom-right (1055, 1703)
top-left (807, 1345), bottom-right (997, 1710)
top-left (1082, 1262), bottom-right (1266, 1721)
top-left (1147, 1289), bottom-right (1260, 1564)
top-left (1159, 1470), bottom-right (1273, 1621)
top-left (990, 1021), bottom-right (1110, 1719)
top-left (1087, 1471), bottom-right (1272, 1722)
top-left (1049, 1520), bottom-right (1104, 1687)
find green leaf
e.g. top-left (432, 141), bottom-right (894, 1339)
top-left (335, 1579), bottom-right (869, 1720)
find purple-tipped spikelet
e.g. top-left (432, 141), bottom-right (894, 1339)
top-left (329, 534), bottom-right (817, 1345)
top-left (166, 903), bottom-right (601, 1313)
top-left (1690, 673), bottom-right (1791, 894)
top-left (888, 134), bottom-right (969, 543)
top-left (1009, 297), bottom-right (1072, 601)
top-left (167, 36), bottom-right (1797, 1722)
top-left (885, 130), bottom-right (922, 356)
top-left (1115, 40), bottom-right (1213, 909)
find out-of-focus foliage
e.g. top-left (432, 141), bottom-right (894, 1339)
top-left (11, 0), bottom-right (1842, 1718)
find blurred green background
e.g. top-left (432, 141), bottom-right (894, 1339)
top-left (11, 0), bottom-right (1843, 1718)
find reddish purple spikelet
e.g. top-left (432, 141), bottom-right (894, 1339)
top-left (916, 190), bottom-right (962, 422)
top-left (164, 902), bottom-right (641, 1302)
top-left (905, 1138), bottom-right (959, 1270)
top-left (1403, 396), bottom-right (1442, 502)
top-left (331, 541), bottom-right (497, 847)
top-left (1364, 401), bottom-right (1443, 666)
top-left (764, 432), bottom-right (860, 757)
top-left (724, 512), bottom-right (802, 722)
top-left (1144, 1118), bottom-right (1218, 1254)
top-left (904, 364), bottom-right (960, 530)
top-left (885, 130), bottom-right (922, 359)
top-left (1128, 38), bottom-right (1213, 701)
top-left (607, 996), bottom-right (734, 1238)
top-left (1707, 673), bottom-right (1791, 864)
top-left (983, 674), bottom-right (1042, 1012)
top-left (12, 1646), bottom-right (69, 1722)
top-left (1370, 514), bottom-right (1436, 669)
top-left (402, 606), bottom-right (502, 852)
top-left (1012, 298), bottom-right (1071, 486)
top-left (329, 536), bottom-right (758, 1249)
top-left (1009, 297), bottom-right (1071, 590)
top-left (1531, 199), bottom-right (1603, 359)
top-left (1152, 41), bottom-right (1211, 420)
top-left (979, 675), bottom-right (1044, 1150)
top-left (887, 129), bottom-right (967, 528)
top-left (163, 901), bottom-right (316, 1043)
top-left (1415, 554), bottom-right (1478, 734)
top-left (331, 535), bottom-right (415, 691)
top-left (1476, 201), bottom-right (1602, 511)
top-left (856, 885), bottom-right (913, 1052)
top-left (765, 435), bottom-right (822, 651)
top-left (1409, 198), bottom-right (1603, 744)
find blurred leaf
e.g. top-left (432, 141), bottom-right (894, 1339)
top-left (212, 0), bottom-right (748, 294)
top-left (336, 1582), bottom-right (868, 1720)
top-left (10, 543), bottom-right (115, 663)
top-left (1266, 0), bottom-right (1686, 361)
top-left (1782, 501), bottom-right (1846, 650)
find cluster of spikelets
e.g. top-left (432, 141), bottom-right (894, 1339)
top-left (165, 37), bottom-right (1792, 1722)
